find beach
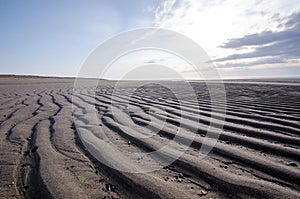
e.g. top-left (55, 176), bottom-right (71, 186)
top-left (0, 76), bottom-right (299, 199)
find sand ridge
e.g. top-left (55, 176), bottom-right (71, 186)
top-left (0, 77), bottom-right (300, 198)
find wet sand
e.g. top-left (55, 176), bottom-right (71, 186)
top-left (0, 76), bottom-right (299, 199)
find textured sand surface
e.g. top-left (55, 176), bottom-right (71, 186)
top-left (0, 77), bottom-right (299, 199)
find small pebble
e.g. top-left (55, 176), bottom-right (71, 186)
top-left (105, 183), bottom-right (111, 191)
top-left (178, 172), bottom-right (184, 178)
top-left (198, 190), bottom-right (208, 196)
top-left (177, 178), bottom-right (183, 183)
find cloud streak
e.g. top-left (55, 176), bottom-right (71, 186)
top-left (216, 9), bottom-right (300, 64)
top-left (217, 57), bottom-right (287, 68)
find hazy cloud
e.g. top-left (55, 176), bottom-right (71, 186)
top-left (217, 57), bottom-right (286, 68)
top-left (216, 10), bottom-right (300, 63)
top-left (144, 58), bottom-right (165, 64)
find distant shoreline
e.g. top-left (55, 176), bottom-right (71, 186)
top-left (0, 74), bottom-right (300, 84)
top-left (0, 74), bottom-right (75, 79)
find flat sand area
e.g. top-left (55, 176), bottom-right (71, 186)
top-left (0, 77), bottom-right (299, 198)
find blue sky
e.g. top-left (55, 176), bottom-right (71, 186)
top-left (0, 0), bottom-right (300, 79)
top-left (0, 0), bottom-right (158, 76)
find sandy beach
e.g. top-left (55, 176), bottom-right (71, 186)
top-left (0, 76), bottom-right (299, 199)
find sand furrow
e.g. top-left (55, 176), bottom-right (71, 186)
top-left (100, 115), bottom-right (300, 198)
top-left (1, 78), bottom-right (300, 199)
top-left (99, 93), bottom-right (300, 147)
top-left (102, 106), bottom-right (300, 186)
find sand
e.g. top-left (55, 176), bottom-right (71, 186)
top-left (0, 76), bottom-right (299, 199)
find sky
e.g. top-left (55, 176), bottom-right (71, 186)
top-left (0, 0), bottom-right (300, 79)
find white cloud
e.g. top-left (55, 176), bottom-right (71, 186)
top-left (153, 0), bottom-right (300, 59)
top-left (151, 0), bottom-right (300, 78)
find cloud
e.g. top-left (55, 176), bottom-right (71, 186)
top-left (154, 0), bottom-right (300, 67)
top-left (281, 10), bottom-right (300, 28)
top-left (216, 57), bottom-right (286, 68)
top-left (144, 58), bottom-right (165, 63)
top-left (153, 0), bottom-right (300, 78)
top-left (216, 9), bottom-right (300, 63)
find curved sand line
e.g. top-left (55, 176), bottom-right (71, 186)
top-left (0, 77), bottom-right (299, 198)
